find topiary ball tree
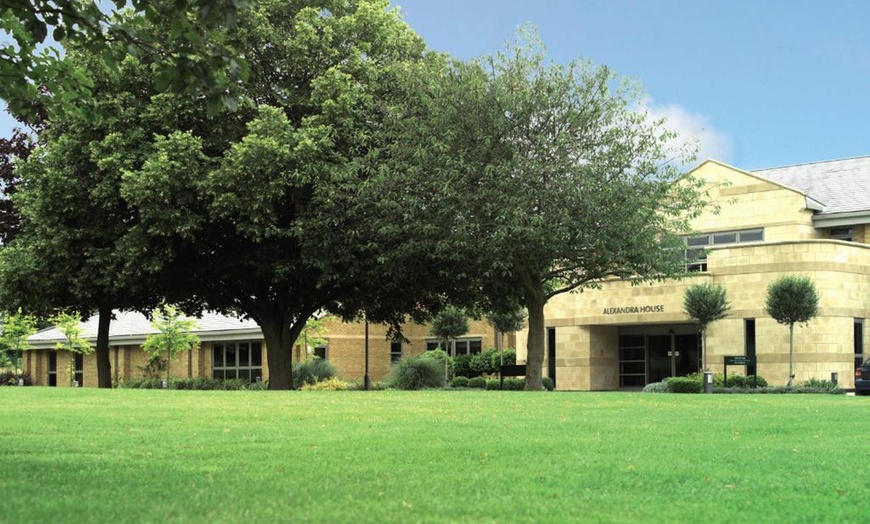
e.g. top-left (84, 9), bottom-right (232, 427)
top-left (765, 275), bottom-right (820, 386)
top-left (683, 282), bottom-right (731, 371)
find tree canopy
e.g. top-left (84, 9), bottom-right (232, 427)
top-left (365, 29), bottom-right (709, 389)
top-left (1, 0), bottom-right (250, 122)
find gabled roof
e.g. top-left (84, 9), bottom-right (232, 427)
top-left (753, 156), bottom-right (870, 216)
top-left (28, 310), bottom-right (262, 349)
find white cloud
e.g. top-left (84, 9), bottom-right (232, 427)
top-left (639, 97), bottom-right (732, 166)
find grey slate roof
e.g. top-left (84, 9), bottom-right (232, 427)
top-left (29, 310), bottom-right (261, 348)
top-left (753, 156), bottom-right (870, 215)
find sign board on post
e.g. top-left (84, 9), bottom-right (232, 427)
top-left (724, 355), bottom-right (758, 387)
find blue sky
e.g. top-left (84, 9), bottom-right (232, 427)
top-left (396, 0), bottom-right (870, 170)
top-left (4, 1), bottom-right (870, 170)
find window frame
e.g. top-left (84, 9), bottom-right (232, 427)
top-left (212, 340), bottom-right (263, 382)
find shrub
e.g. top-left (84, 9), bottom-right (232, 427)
top-left (470, 352), bottom-right (491, 375)
top-left (724, 374), bottom-right (767, 388)
top-left (799, 377), bottom-right (839, 391)
top-left (0, 370), bottom-right (31, 386)
top-left (467, 376), bottom-right (486, 389)
top-left (450, 376), bottom-right (469, 388)
top-left (119, 377), bottom-right (263, 390)
top-left (713, 386), bottom-right (845, 395)
top-left (642, 381), bottom-right (671, 393)
top-left (665, 377), bottom-right (702, 394)
top-left (542, 376), bottom-right (554, 391)
top-left (685, 371), bottom-right (725, 387)
top-left (301, 377), bottom-right (352, 391)
top-left (498, 348), bottom-right (518, 368)
top-left (453, 354), bottom-right (477, 378)
top-left (421, 349), bottom-right (454, 378)
top-left (293, 357), bottom-right (337, 389)
top-left (386, 356), bottom-right (444, 390)
top-left (486, 378), bottom-right (524, 390)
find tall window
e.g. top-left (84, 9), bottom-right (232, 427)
top-left (48, 351), bottom-right (57, 387)
top-left (313, 346), bottom-right (327, 360)
top-left (73, 353), bottom-right (83, 386)
top-left (856, 319), bottom-right (865, 370)
top-left (213, 341), bottom-right (263, 382)
top-left (390, 341), bottom-right (402, 363)
top-left (685, 229), bottom-right (765, 272)
top-left (744, 319), bottom-right (756, 376)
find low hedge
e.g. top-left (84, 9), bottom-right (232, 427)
top-left (450, 376), bottom-right (469, 388)
top-left (713, 386), bottom-right (845, 395)
top-left (121, 377), bottom-right (264, 390)
top-left (665, 376), bottom-right (702, 394)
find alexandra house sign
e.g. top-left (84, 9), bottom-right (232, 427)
top-left (602, 305), bottom-right (665, 315)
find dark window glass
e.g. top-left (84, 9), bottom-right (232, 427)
top-left (225, 344), bottom-right (237, 368)
top-left (251, 343), bottom-right (262, 366)
top-left (313, 346), bottom-right (327, 360)
top-left (621, 376), bottom-right (645, 387)
top-left (745, 319), bottom-right (756, 376)
top-left (225, 369), bottom-right (237, 380)
top-left (687, 236), bottom-right (710, 246)
top-left (740, 230), bottom-right (764, 242)
top-left (426, 341), bottom-right (440, 351)
top-left (238, 343), bottom-right (250, 367)
top-left (390, 341), bottom-right (402, 363)
top-left (620, 362), bottom-right (645, 375)
top-left (238, 369), bottom-right (250, 381)
top-left (213, 344), bottom-right (224, 367)
top-left (620, 336), bottom-right (645, 348)
top-left (213, 370), bottom-right (223, 380)
top-left (470, 340), bottom-right (482, 354)
top-left (621, 347), bottom-right (644, 361)
top-left (48, 352), bottom-right (57, 387)
top-left (713, 232), bottom-right (738, 244)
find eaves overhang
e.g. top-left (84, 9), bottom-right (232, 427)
top-left (812, 210), bottom-right (870, 228)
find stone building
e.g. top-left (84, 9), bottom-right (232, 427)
top-left (517, 158), bottom-right (870, 390)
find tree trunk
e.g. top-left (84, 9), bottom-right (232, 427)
top-left (95, 304), bottom-right (113, 388)
top-left (522, 279), bottom-right (547, 391)
top-left (260, 311), bottom-right (307, 390)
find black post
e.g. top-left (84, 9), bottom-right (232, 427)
top-left (364, 319), bottom-right (371, 391)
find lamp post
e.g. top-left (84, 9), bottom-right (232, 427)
top-left (364, 318), bottom-right (371, 391)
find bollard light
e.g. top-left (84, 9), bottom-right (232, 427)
top-left (703, 370), bottom-right (713, 394)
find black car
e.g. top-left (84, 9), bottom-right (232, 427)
top-left (856, 360), bottom-right (870, 395)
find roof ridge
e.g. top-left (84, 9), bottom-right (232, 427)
top-left (753, 155), bottom-right (870, 172)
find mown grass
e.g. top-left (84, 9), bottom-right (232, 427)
top-left (1, 389), bottom-right (867, 523)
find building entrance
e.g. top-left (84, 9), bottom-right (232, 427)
top-left (618, 327), bottom-right (700, 388)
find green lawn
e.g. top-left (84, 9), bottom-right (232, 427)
top-left (1, 389), bottom-right (866, 523)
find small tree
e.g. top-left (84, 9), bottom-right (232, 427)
top-left (765, 275), bottom-right (820, 386)
top-left (486, 308), bottom-right (526, 368)
top-left (51, 312), bottom-right (92, 387)
top-left (0, 309), bottom-right (38, 369)
top-left (682, 282), bottom-right (731, 371)
top-left (430, 307), bottom-right (469, 383)
top-left (143, 304), bottom-right (200, 386)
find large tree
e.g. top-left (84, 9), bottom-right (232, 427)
top-left (370, 30), bottom-right (710, 390)
top-left (6, 0), bottom-right (461, 390)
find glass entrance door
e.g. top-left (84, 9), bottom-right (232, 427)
top-left (675, 334), bottom-right (700, 377)
top-left (648, 335), bottom-right (673, 383)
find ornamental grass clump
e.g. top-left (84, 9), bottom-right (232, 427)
top-left (386, 356), bottom-right (444, 390)
top-left (293, 358), bottom-right (337, 389)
